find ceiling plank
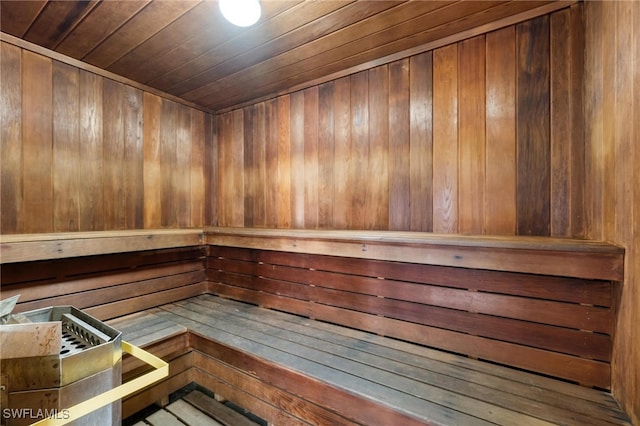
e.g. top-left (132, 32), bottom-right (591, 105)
top-left (105, 0), bottom-right (300, 84)
top-left (82, 0), bottom-right (201, 69)
top-left (145, 0), bottom-right (343, 91)
top-left (0, 0), bottom-right (48, 38)
top-left (157, 1), bottom-right (402, 95)
top-left (23, 0), bottom-right (100, 49)
top-left (55, 0), bottom-right (152, 59)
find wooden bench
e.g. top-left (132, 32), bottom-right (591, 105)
top-left (0, 228), bottom-right (632, 425)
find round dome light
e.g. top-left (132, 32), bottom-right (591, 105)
top-left (219, 0), bottom-right (261, 27)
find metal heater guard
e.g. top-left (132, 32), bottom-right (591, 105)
top-left (29, 341), bottom-right (168, 426)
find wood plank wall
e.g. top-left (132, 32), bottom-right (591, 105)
top-left (215, 6), bottom-right (585, 237)
top-left (0, 40), bottom-right (216, 234)
top-left (583, 1), bottom-right (639, 423)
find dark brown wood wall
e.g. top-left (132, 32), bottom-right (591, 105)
top-left (216, 7), bottom-right (585, 237)
top-left (0, 41), bottom-right (216, 234)
top-left (584, 1), bottom-right (639, 423)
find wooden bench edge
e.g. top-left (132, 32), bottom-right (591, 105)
top-left (0, 229), bottom-right (205, 264)
top-left (205, 227), bottom-right (625, 281)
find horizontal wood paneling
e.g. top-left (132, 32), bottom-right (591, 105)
top-left (206, 245), bottom-right (614, 388)
top-left (1, 247), bottom-right (206, 321)
top-left (0, 41), bottom-right (215, 234)
top-left (215, 8), bottom-right (584, 237)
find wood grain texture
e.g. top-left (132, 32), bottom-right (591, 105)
top-left (458, 36), bottom-right (486, 234)
top-left (516, 16), bottom-right (550, 236)
top-left (583, 2), bottom-right (639, 422)
top-left (550, 7), bottom-right (584, 237)
top-left (409, 52), bottom-right (433, 232)
top-left (432, 44), bottom-right (458, 233)
top-left (387, 61), bottom-right (407, 231)
top-left (276, 95), bottom-right (291, 228)
top-left (53, 60), bottom-right (80, 232)
top-left (160, 100), bottom-right (178, 227)
top-left (124, 85), bottom-right (144, 228)
top-left (333, 76), bottom-right (351, 229)
top-left (1, 42), bottom-right (23, 233)
top-left (318, 83), bottom-right (335, 229)
top-left (143, 93), bottom-right (163, 228)
top-left (175, 104), bottom-right (192, 228)
top-left (190, 109), bottom-right (206, 227)
top-left (214, 10), bottom-right (583, 237)
top-left (485, 27), bottom-right (516, 235)
top-left (2, 41), bottom-right (213, 234)
top-left (206, 243), bottom-right (617, 389)
top-left (368, 65), bottom-right (390, 231)
top-left (303, 87), bottom-right (319, 228)
top-left (22, 50), bottom-right (53, 233)
top-left (289, 91), bottom-right (305, 228)
top-left (78, 70), bottom-right (104, 231)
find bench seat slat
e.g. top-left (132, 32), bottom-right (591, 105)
top-left (209, 281), bottom-right (611, 389)
top-left (184, 296), bottom-right (626, 426)
top-left (167, 301), bottom-right (552, 425)
top-left (154, 302), bottom-right (498, 426)
top-left (145, 295), bottom-right (630, 425)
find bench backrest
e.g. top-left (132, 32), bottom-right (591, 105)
top-left (207, 244), bottom-right (615, 390)
top-left (2, 247), bottom-right (206, 321)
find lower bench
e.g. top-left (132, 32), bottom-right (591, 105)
top-left (110, 294), bottom-right (631, 426)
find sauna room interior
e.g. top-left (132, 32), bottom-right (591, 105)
top-left (0, 1), bottom-right (638, 425)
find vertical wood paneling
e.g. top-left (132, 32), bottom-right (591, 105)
top-left (485, 27), bottom-right (516, 235)
top-left (584, 1), bottom-right (604, 240)
top-left (303, 87), bottom-right (319, 228)
top-left (204, 113), bottom-right (217, 226)
top-left (253, 102), bottom-right (267, 227)
top-left (276, 95), bottom-right (291, 228)
top-left (583, 2), bottom-right (639, 421)
top-left (516, 16), bottom-right (550, 236)
top-left (569, 3), bottom-right (585, 239)
top-left (318, 82), bottom-right (335, 229)
top-left (53, 60), bottom-right (80, 232)
top-left (190, 109), bottom-right (206, 227)
top-left (78, 70), bottom-right (104, 231)
top-left (231, 109), bottom-right (245, 227)
top-left (333, 76), bottom-right (351, 229)
top-left (103, 79), bottom-right (125, 229)
top-left (175, 104), bottom-right (191, 227)
top-left (124, 86), bottom-right (143, 228)
top-left (369, 65), bottom-right (389, 230)
top-left (217, 113), bottom-right (232, 226)
top-left (551, 6), bottom-right (584, 238)
top-left (1, 42), bottom-right (23, 233)
top-left (143, 93), bottom-right (162, 228)
top-left (432, 44), bottom-right (458, 233)
top-left (350, 71), bottom-right (369, 229)
top-left (388, 61), bottom-right (408, 231)
top-left (160, 99), bottom-right (177, 227)
top-left (458, 36), bottom-right (486, 234)
top-left (264, 99), bottom-right (279, 227)
top-left (22, 50), bottom-right (53, 233)
top-left (3, 43), bottom-right (213, 234)
top-left (550, 9), bottom-right (572, 237)
top-left (409, 51), bottom-right (433, 232)
top-left (290, 91), bottom-right (305, 228)
top-left (243, 105), bottom-right (255, 227)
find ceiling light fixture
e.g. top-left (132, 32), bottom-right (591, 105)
top-left (219, 0), bottom-right (261, 27)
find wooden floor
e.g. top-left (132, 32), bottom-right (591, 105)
top-left (129, 388), bottom-right (262, 426)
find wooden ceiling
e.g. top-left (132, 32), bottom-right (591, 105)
top-left (1, 0), bottom-right (564, 112)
